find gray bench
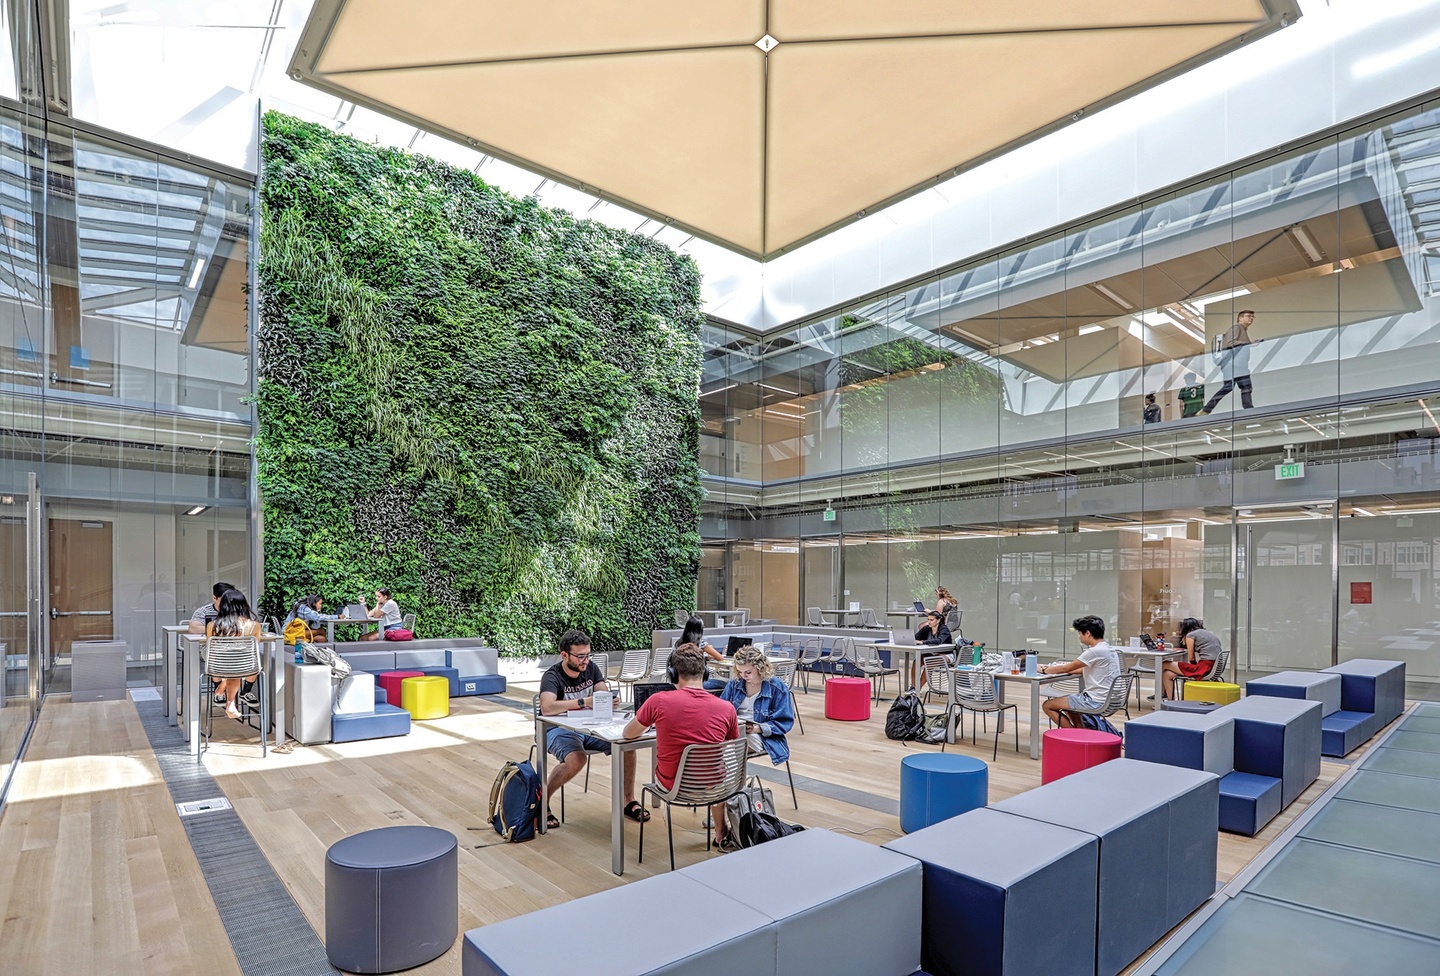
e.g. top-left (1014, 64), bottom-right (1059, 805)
top-left (462, 829), bottom-right (921, 976)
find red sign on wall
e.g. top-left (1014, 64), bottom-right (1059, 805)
top-left (1350, 582), bottom-right (1372, 605)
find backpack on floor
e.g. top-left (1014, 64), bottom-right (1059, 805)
top-left (885, 691), bottom-right (929, 741)
top-left (731, 789), bottom-right (805, 848)
top-left (1077, 712), bottom-right (1123, 738)
top-left (488, 757), bottom-right (541, 842)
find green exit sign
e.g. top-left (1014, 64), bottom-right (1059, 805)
top-left (823, 508), bottom-right (836, 522)
top-left (1275, 461), bottom-right (1306, 481)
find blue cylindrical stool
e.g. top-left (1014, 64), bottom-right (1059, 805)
top-left (899, 753), bottom-right (988, 833)
top-left (326, 825), bottom-right (458, 973)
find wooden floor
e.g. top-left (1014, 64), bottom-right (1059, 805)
top-left (0, 679), bottom-right (1361, 975)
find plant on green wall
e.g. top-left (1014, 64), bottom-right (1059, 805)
top-left (255, 112), bottom-right (704, 655)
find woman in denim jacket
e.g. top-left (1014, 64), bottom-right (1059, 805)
top-left (719, 645), bottom-right (796, 765)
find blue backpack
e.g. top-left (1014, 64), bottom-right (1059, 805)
top-left (1078, 712), bottom-right (1123, 738)
top-left (488, 757), bottom-right (541, 842)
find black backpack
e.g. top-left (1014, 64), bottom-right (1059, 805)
top-left (885, 691), bottom-right (929, 741)
top-left (732, 791), bottom-right (805, 848)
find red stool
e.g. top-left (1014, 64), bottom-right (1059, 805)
top-left (377, 670), bottom-right (423, 706)
top-left (1041, 728), bottom-right (1123, 784)
top-left (825, 677), bottom-right (872, 721)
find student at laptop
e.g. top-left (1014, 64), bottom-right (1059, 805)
top-left (679, 615), bottom-right (726, 691)
top-left (1039, 615), bottom-right (1122, 728)
top-left (914, 610), bottom-right (951, 646)
top-left (623, 643), bottom-right (738, 844)
top-left (540, 629), bottom-right (642, 829)
top-left (358, 587), bottom-right (403, 641)
top-left (282, 595), bottom-right (340, 643)
top-left (188, 581), bottom-right (237, 635)
top-left (933, 586), bottom-right (958, 618)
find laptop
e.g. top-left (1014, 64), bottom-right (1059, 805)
top-left (889, 630), bottom-right (918, 646)
top-left (725, 635), bottom-right (755, 657)
top-left (1139, 633), bottom-right (1158, 650)
top-left (342, 603), bottom-right (367, 620)
top-left (912, 600), bottom-right (926, 613)
top-left (633, 682), bottom-right (675, 713)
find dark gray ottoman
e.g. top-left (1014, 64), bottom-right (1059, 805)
top-left (326, 825), bottom-right (458, 974)
top-left (685, 828), bottom-right (922, 976)
top-left (885, 807), bottom-right (1098, 976)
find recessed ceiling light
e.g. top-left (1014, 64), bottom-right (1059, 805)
top-left (184, 505), bottom-right (209, 516)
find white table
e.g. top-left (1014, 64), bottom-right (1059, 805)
top-left (160, 623), bottom-right (191, 725)
top-left (179, 632), bottom-right (285, 757)
top-left (533, 711), bottom-right (657, 875)
top-left (325, 617), bottom-right (377, 644)
top-left (1120, 648), bottom-right (1186, 710)
top-left (947, 668), bottom-right (1073, 760)
top-left (872, 641), bottom-right (947, 692)
top-left (885, 610), bottom-right (931, 626)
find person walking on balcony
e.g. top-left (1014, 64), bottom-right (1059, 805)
top-left (1199, 310), bottom-right (1257, 414)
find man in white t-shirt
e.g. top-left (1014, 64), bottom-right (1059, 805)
top-left (1039, 614), bottom-right (1122, 728)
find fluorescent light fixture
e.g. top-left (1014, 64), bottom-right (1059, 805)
top-left (187, 258), bottom-right (206, 289)
top-left (1290, 225), bottom-right (1325, 263)
top-left (1351, 508), bottom-right (1375, 517)
top-left (184, 505), bottom-right (209, 516)
top-left (699, 382), bottom-right (737, 398)
top-left (1419, 398), bottom-right (1439, 432)
top-left (1091, 283), bottom-right (1133, 310)
top-left (1078, 324), bottom-right (1104, 336)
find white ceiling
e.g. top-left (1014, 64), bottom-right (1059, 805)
top-left (290, 0), bottom-right (1299, 260)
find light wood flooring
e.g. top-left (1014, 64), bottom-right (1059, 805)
top-left (0, 679), bottom-right (1361, 975)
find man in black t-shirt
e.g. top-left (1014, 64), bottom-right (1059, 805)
top-left (538, 628), bottom-right (642, 829)
top-left (188, 581), bottom-right (236, 634)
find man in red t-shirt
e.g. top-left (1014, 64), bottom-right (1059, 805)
top-left (624, 642), bottom-right (740, 843)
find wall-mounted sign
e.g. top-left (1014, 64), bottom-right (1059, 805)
top-left (1275, 461), bottom-right (1305, 480)
top-left (1350, 582), bottom-right (1372, 605)
top-left (823, 508), bottom-right (836, 521)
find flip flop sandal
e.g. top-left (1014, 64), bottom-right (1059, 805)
top-left (546, 813), bottom-right (561, 829)
top-left (624, 801), bottom-right (651, 823)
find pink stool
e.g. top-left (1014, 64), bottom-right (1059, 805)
top-left (825, 677), bottom-right (873, 721)
top-left (377, 670), bottom-right (423, 706)
top-left (1041, 728), bottom-right (1123, 784)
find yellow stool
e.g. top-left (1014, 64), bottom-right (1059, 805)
top-left (400, 675), bottom-right (450, 719)
top-left (1184, 681), bottom-right (1241, 705)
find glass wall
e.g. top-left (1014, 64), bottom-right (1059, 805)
top-left (701, 97), bottom-right (1440, 697)
top-left (0, 11), bottom-right (254, 794)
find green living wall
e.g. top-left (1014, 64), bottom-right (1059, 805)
top-left (256, 112), bottom-right (704, 655)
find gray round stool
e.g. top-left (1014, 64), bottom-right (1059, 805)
top-left (325, 824), bottom-right (458, 974)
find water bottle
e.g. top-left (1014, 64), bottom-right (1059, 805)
top-left (971, 643), bottom-right (983, 667)
top-left (294, 644), bottom-right (304, 665)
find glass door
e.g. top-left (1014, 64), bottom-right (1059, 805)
top-left (1233, 503), bottom-right (1336, 681)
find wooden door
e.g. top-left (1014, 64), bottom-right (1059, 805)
top-left (48, 519), bottom-right (114, 665)
top-left (1, 519), bottom-right (25, 669)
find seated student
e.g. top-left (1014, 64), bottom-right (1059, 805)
top-left (188, 581), bottom-right (236, 635)
top-left (1162, 616), bottom-right (1222, 699)
top-left (933, 585), bottom-right (958, 618)
top-left (206, 588), bottom-right (262, 720)
top-left (1039, 614), bottom-right (1122, 728)
top-left (539, 629), bottom-right (642, 829)
top-left (282, 594), bottom-right (340, 644)
top-left (719, 646), bottom-right (794, 767)
top-left (358, 587), bottom-right (403, 641)
top-left (914, 610), bottom-right (952, 646)
top-left (623, 643), bottom-right (739, 845)
top-left (679, 615), bottom-right (727, 691)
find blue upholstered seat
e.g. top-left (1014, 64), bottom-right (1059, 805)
top-left (332, 703), bottom-right (412, 742)
top-left (1218, 771), bottom-right (1283, 836)
top-left (1321, 710), bottom-right (1377, 758)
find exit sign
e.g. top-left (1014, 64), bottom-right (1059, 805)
top-left (1275, 461), bottom-right (1305, 480)
top-left (823, 508), bottom-right (836, 522)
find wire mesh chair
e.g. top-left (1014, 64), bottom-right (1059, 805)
top-left (639, 738), bottom-right (750, 870)
top-left (1064, 671), bottom-right (1135, 728)
top-left (849, 640), bottom-right (900, 702)
top-left (1172, 648), bottom-right (1230, 702)
top-left (945, 609), bottom-right (963, 634)
top-left (771, 658), bottom-right (803, 735)
top-left (733, 608), bottom-right (750, 626)
top-left (943, 669), bottom-right (1017, 760)
top-left (674, 610), bottom-right (691, 629)
top-left (921, 653), bottom-right (954, 707)
top-left (532, 694), bottom-right (604, 823)
top-left (588, 652), bottom-right (610, 682)
top-left (793, 638), bottom-right (828, 694)
top-left (199, 635), bottom-right (266, 759)
top-left (648, 649), bottom-right (672, 681)
top-left (614, 649), bottom-right (654, 705)
top-left (401, 612), bottom-right (415, 632)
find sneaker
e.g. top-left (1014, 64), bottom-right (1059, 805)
top-left (239, 691), bottom-right (261, 710)
top-left (212, 692), bottom-right (228, 705)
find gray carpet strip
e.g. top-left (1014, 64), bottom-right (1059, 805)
top-left (135, 700), bottom-right (340, 976)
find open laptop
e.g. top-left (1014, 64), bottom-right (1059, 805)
top-left (912, 600), bottom-right (926, 613)
top-left (889, 629), bottom-right (918, 646)
top-left (633, 682), bottom-right (675, 713)
top-left (341, 603), bottom-right (368, 620)
top-left (725, 635), bottom-right (755, 657)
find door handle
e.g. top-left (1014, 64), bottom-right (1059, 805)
top-left (50, 606), bottom-right (59, 619)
